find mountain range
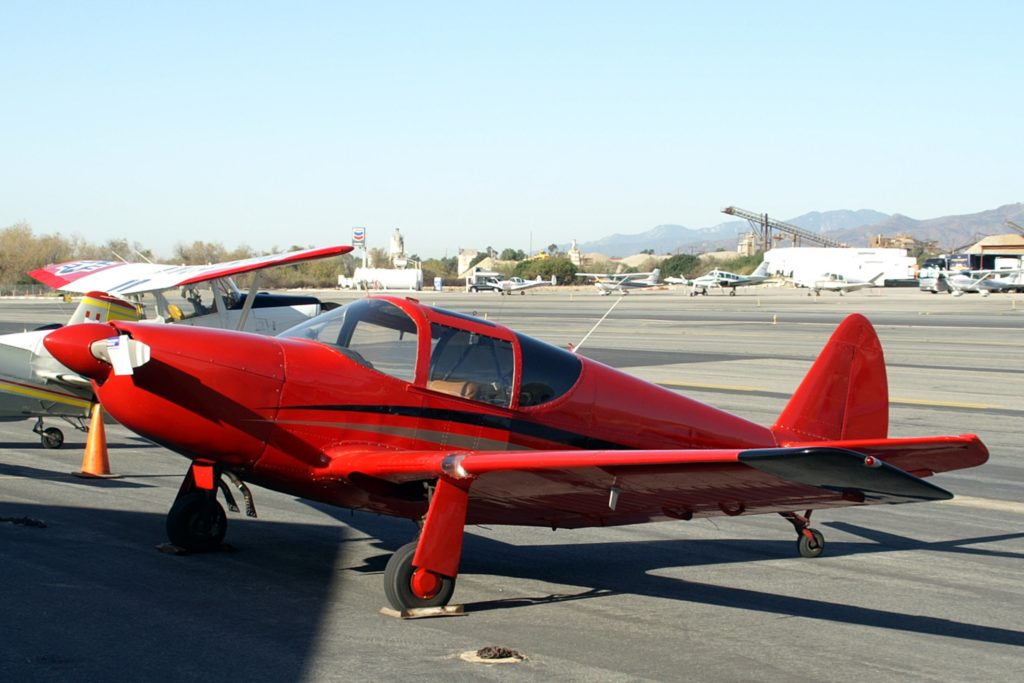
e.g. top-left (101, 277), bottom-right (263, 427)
top-left (568, 203), bottom-right (1024, 256)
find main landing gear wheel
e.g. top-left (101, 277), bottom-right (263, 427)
top-left (166, 491), bottom-right (227, 552)
top-left (383, 540), bottom-right (456, 611)
top-left (41, 427), bottom-right (64, 449)
top-left (797, 528), bottom-right (825, 558)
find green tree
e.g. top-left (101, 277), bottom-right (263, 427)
top-left (512, 257), bottom-right (578, 284)
top-left (660, 253), bottom-right (702, 279)
top-left (499, 248), bottom-right (526, 261)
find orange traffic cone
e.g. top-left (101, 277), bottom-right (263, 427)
top-left (73, 403), bottom-right (121, 479)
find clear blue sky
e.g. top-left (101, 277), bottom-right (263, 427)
top-left (2, 1), bottom-right (1021, 259)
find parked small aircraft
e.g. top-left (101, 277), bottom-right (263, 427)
top-left (2, 246), bottom-right (352, 446)
top-left (469, 275), bottom-right (556, 295)
top-left (689, 261), bottom-right (770, 296)
top-left (30, 245), bottom-right (350, 334)
top-left (796, 272), bottom-right (885, 296)
top-left (0, 292), bottom-right (141, 447)
top-left (938, 270), bottom-right (1022, 297)
top-left (577, 269), bottom-right (661, 295)
top-left (45, 296), bottom-right (987, 611)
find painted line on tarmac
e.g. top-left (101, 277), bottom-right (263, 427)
top-left (658, 380), bottom-right (1008, 412)
top-left (949, 495), bottom-right (1024, 514)
top-left (891, 397), bottom-right (1003, 410)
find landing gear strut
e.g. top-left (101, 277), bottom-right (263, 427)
top-left (383, 477), bottom-right (470, 611)
top-left (780, 510), bottom-right (825, 558)
top-left (165, 460), bottom-right (257, 552)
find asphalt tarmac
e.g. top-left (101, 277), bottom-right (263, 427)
top-left (2, 285), bottom-right (1022, 681)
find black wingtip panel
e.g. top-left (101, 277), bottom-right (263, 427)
top-left (739, 447), bottom-right (953, 503)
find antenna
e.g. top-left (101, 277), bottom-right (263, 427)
top-left (571, 296), bottom-right (624, 353)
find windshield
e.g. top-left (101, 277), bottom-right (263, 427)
top-left (281, 299), bottom-right (418, 381)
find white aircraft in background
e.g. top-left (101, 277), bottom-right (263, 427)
top-left (470, 275), bottom-right (556, 295)
top-left (797, 272), bottom-right (885, 296)
top-left (689, 261), bottom-right (770, 296)
top-left (29, 245), bottom-right (350, 334)
top-left (2, 246), bottom-right (352, 447)
top-left (0, 292), bottom-right (142, 448)
top-left (942, 270), bottom-right (1023, 297)
top-left (577, 269), bottom-right (661, 295)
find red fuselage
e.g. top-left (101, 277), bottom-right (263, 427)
top-left (46, 296), bottom-right (776, 525)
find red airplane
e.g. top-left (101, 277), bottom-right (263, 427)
top-left (44, 296), bottom-right (988, 611)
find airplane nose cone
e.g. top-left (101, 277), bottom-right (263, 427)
top-left (43, 323), bottom-right (118, 381)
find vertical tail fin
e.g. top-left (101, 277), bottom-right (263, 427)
top-left (772, 314), bottom-right (888, 443)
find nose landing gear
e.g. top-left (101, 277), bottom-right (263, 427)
top-left (164, 460), bottom-right (257, 553)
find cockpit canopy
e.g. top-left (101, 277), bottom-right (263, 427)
top-left (281, 298), bottom-right (581, 409)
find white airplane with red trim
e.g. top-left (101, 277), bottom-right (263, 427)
top-left (1, 246), bottom-right (352, 447)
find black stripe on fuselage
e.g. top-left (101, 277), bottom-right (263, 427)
top-left (278, 404), bottom-right (628, 450)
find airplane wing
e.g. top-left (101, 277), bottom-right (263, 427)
top-left (322, 434), bottom-right (986, 527)
top-left (575, 272), bottom-right (651, 282)
top-left (508, 278), bottom-right (554, 292)
top-left (29, 245), bottom-right (353, 295)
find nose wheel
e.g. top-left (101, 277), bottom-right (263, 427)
top-left (166, 491), bottom-right (227, 552)
top-left (384, 540), bottom-right (456, 611)
top-left (33, 418), bottom-right (65, 449)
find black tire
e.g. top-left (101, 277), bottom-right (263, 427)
top-left (383, 540), bottom-right (456, 610)
top-left (41, 427), bottom-right (64, 449)
top-left (166, 492), bottom-right (227, 552)
top-left (797, 528), bottom-right (825, 558)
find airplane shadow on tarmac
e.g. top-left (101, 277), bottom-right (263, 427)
top-left (310, 502), bottom-right (1024, 648)
top-left (0, 501), bottom-right (360, 681)
top-left (3, 495), bottom-right (1021, 683)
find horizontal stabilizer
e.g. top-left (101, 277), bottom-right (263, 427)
top-left (739, 447), bottom-right (952, 503)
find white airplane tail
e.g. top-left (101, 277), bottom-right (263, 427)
top-left (646, 269), bottom-right (661, 285)
top-left (751, 261), bottom-right (770, 278)
top-left (67, 291), bottom-right (143, 326)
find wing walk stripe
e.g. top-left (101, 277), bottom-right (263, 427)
top-left (0, 380), bottom-right (92, 409)
top-left (278, 404), bottom-right (628, 450)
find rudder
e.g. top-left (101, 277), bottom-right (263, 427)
top-left (772, 314), bottom-right (888, 443)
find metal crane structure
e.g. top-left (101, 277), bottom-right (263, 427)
top-left (722, 206), bottom-right (847, 251)
top-left (1005, 220), bottom-right (1024, 237)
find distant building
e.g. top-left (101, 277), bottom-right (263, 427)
top-left (456, 248), bottom-right (480, 277)
top-left (568, 239), bottom-right (584, 266)
top-left (737, 232), bottom-right (758, 257)
top-left (964, 234), bottom-right (1024, 270)
top-left (869, 233), bottom-right (936, 252)
top-left (389, 229), bottom-right (406, 261)
top-left (763, 247), bottom-right (916, 286)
